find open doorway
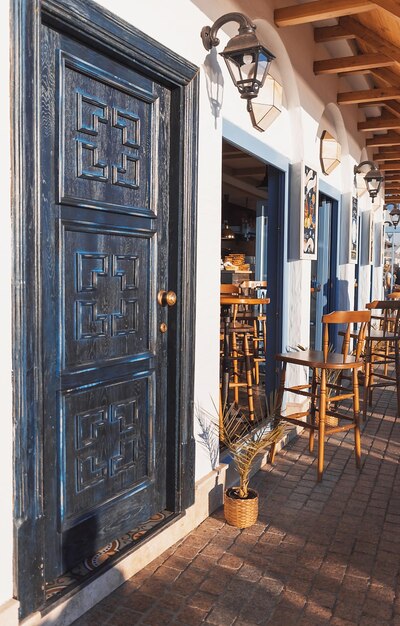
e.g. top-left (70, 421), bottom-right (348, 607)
top-left (220, 140), bottom-right (284, 422)
top-left (310, 192), bottom-right (339, 350)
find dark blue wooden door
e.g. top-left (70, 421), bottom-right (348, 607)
top-left (41, 25), bottom-right (172, 578)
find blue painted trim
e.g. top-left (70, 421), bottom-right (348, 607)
top-left (319, 178), bottom-right (341, 202)
top-left (319, 181), bottom-right (341, 313)
top-left (222, 119), bottom-right (290, 174)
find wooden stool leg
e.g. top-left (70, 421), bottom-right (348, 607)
top-left (353, 367), bottom-right (361, 468)
top-left (269, 360), bottom-right (286, 464)
top-left (253, 319), bottom-right (259, 385)
top-left (243, 333), bottom-right (255, 421)
top-left (231, 330), bottom-right (239, 405)
top-left (309, 369), bottom-right (317, 453)
top-left (363, 343), bottom-right (371, 422)
top-left (368, 351), bottom-right (375, 407)
top-left (317, 368), bottom-right (327, 482)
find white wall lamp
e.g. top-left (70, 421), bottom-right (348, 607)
top-left (354, 160), bottom-right (384, 203)
top-left (320, 131), bottom-right (341, 175)
top-left (201, 13), bottom-right (277, 132)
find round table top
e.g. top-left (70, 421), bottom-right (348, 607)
top-left (220, 296), bottom-right (270, 306)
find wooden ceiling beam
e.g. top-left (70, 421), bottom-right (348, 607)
top-left (358, 117), bottom-right (400, 131)
top-left (371, 0), bottom-right (400, 19)
top-left (377, 161), bottom-right (400, 169)
top-left (339, 17), bottom-right (400, 64)
top-left (366, 135), bottom-right (400, 147)
top-left (338, 88), bottom-right (400, 105)
top-left (370, 68), bottom-right (400, 88)
top-left (314, 25), bottom-right (356, 42)
top-left (384, 174), bottom-right (400, 181)
top-left (222, 174), bottom-right (268, 200)
top-left (233, 168), bottom-right (265, 177)
top-left (274, 0), bottom-right (374, 27)
top-left (373, 150), bottom-right (400, 161)
top-left (314, 53), bottom-right (392, 75)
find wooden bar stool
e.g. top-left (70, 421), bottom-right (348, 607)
top-left (363, 300), bottom-right (400, 420)
top-left (269, 310), bottom-right (370, 481)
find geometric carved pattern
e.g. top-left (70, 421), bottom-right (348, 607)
top-left (75, 398), bottom-right (138, 493)
top-left (77, 253), bottom-right (109, 292)
top-left (75, 90), bottom-right (140, 189)
top-left (75, 252), bottom-right (138, 339)
top-left (112, 254), bottom-right (138, 290)
top-left (111, 299), bottom-right (137, 337)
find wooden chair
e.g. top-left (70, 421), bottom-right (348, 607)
top-left (387, 291), bottom-right (400, 300)
top-left (363, 300), bottom-right (400, 420)
top-left (270, 310), bottom-right (370, 481)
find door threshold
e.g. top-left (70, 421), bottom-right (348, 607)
top-left (42, 509), bottom-right (176, 613)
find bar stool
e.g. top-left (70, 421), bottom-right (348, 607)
top-left (220, 320), bottom-right (256, 421)
top-left (363, 300), bottom-right (400, 420)
top-left (269, 310), bottom-right (370, 481)
top-left (238, 281), bottom-right (268, 385)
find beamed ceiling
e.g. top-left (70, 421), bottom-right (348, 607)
top-left (273, 0), bottom-right (400, 204)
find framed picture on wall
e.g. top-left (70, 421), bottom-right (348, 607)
top-left (349, 196), bottom-right (358, 263)
top-left (300, 164), bottom-right (318, 260)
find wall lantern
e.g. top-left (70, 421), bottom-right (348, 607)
top-left (201, 12), bottom-right (276, 131)
top-left (354, 160), bottom-right (384, 203)
top-left (386, 203), bottom-right (400, 228)
top-left (320, 130), bottom-right (341, 175)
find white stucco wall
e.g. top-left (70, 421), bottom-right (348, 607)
top-left (0, 0), bottom-right (13, 610)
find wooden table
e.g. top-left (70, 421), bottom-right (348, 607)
top-left (220, 296), bottom-right (270, 418)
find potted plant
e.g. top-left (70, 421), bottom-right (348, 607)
top-left (221, 395), bottom-right (286, 528)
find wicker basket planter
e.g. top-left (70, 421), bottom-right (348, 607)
top-left (224, 487), bottom-right (259, 528)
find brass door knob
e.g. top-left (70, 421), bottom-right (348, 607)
top-left (157, 290), bottom-right (177, 307)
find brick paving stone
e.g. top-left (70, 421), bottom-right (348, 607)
top-left (70, 386), bottom-right (400, 626)
top-left (174, 605), bottom-right (209, 625)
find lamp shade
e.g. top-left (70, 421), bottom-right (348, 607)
top-left (320, 130), bottom-right (341, 175)
top-left (364, 167), bottom-right (384, 201)
top-left (247, 75), bottom-right (283, 132)
top-left (389, 205), bottom-right (400, 227)
top-left (220, 32), bottom-right (275, 100)
top-left (221, 220), bottom-right (236, 240)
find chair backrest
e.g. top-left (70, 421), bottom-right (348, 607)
top-left (387, 291), bottom-right (400, 300)
top-left (239, 280), bottom-right (267, 297)
top-left (321, 310), bottom-right (371, 361)
top-left (366, 300), bottom-right (400, 338)
top-left (220, 284), bottom-right (240, 295)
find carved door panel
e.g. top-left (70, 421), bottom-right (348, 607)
top-left (41, 25), bottom-right (172, 578)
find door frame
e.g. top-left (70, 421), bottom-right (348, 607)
top-left (12, 0), bottom-right (198, 617)
top-left (222, 121), bottom-right (288, 389)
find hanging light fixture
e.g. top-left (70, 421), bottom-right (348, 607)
top-left (387, 203), bottom-right (400, 228)
top-left (201, 13), bottom-right (276, 131)
top-left (248, 75), bottom-right (283, 132)
top-left (320, 130), bottom-right (341, 175)
top-left (221, 220), bottom-right (236, 240)
top-left (354, 160), bottom-right (384, 203)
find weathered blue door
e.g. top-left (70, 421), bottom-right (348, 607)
top-left (39, 14), bottom-right (190, 582)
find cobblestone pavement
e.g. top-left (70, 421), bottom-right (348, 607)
top-left (72, 387), bottom-right (400, 625)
